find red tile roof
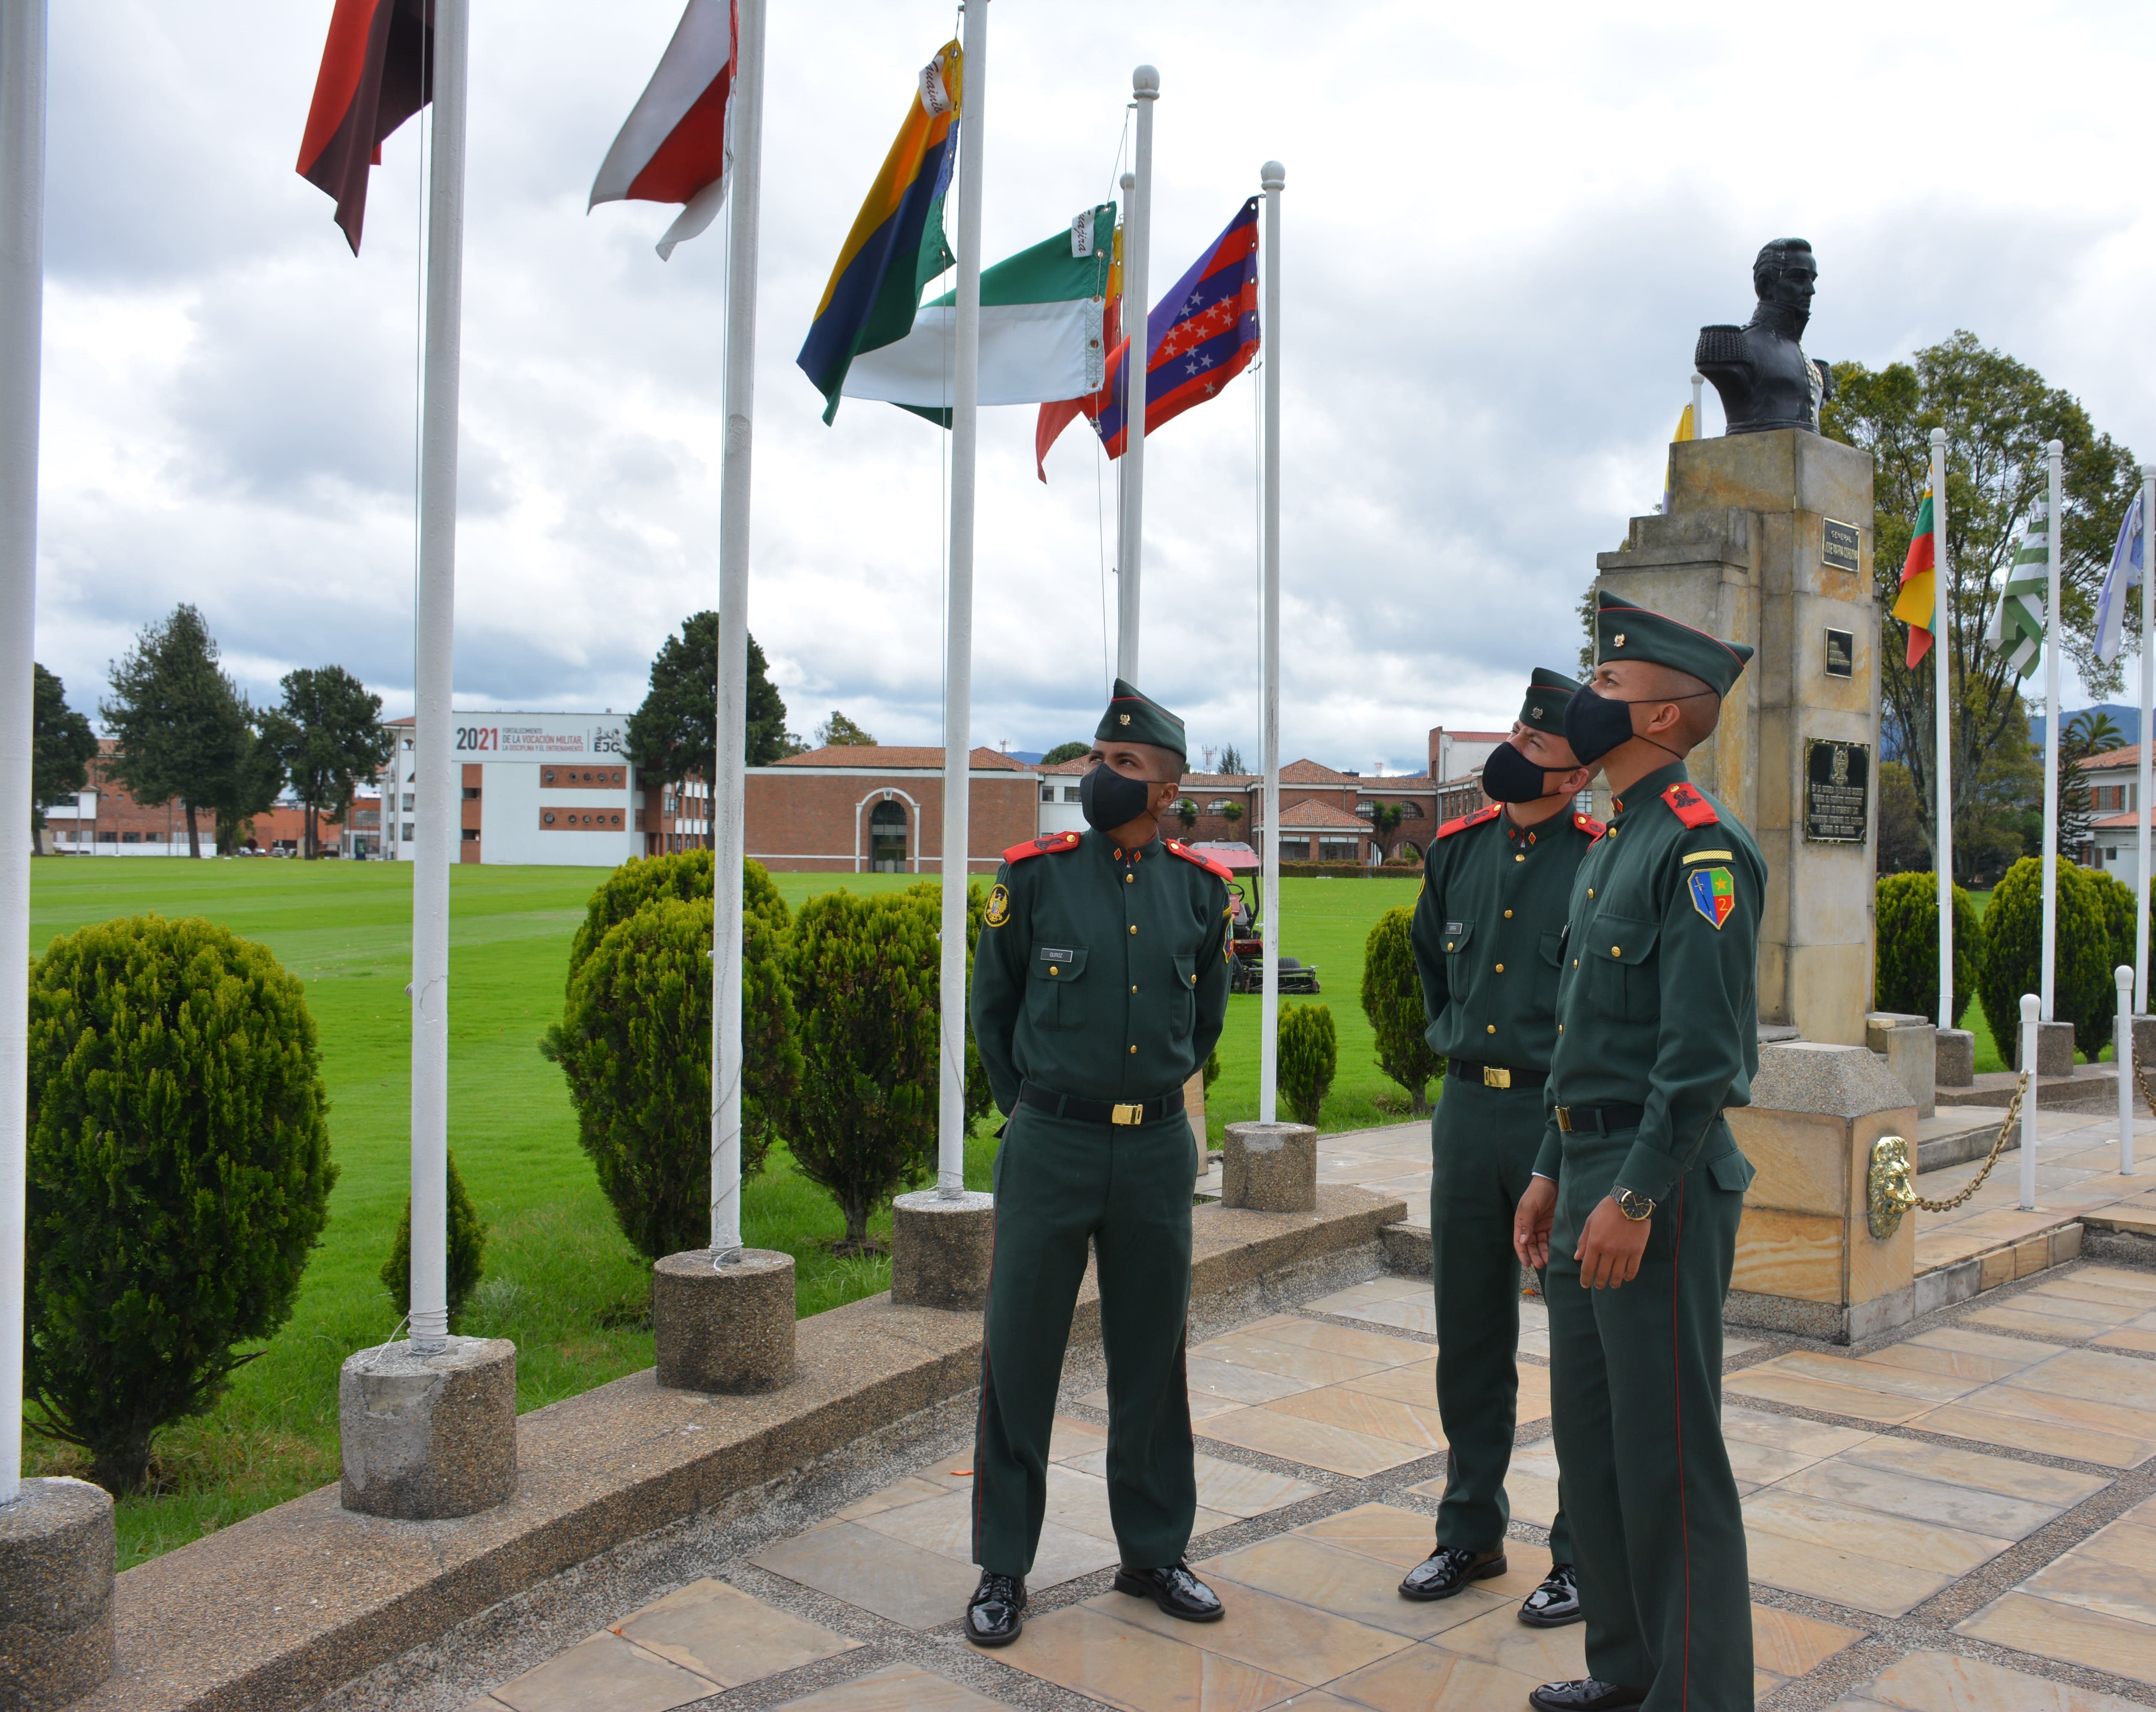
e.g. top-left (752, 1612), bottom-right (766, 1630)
top-left (776, 745), bottom-right (1028, 771)
top-left (2081, 745), bottom-right (2147, 771)
top-left (1280, 758), bottom-right (1356, 784)
top-left (1256, 801), bottom-right (1369, 831)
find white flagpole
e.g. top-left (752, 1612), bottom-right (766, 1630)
top-left (1932, 428), bottom-right (1954, 1033)
top-left (2040, 439), bottom-right (2064, 1025)
top-left (1689, 371), bottom-right (1704, 437)
top-left (0, 0), bottom-right (46, 1506)
top-left (407, 0), bottom-right (469, 1351)
top-left (1114, 65), bottom-right (1156, 682)
top-left (2137, 461), bottom-right (2155, 1014)
top-left (936, 0), bottom-right (987, 1195)
top-left (1259, 162), bottom-right (1283, 1126)
top-left (709, 0), bottom-right (765, 1255)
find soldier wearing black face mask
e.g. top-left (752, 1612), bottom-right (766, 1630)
top-left (1401, 667), bottom-right (1599, 1626)
top-left (963, 678), bottom-right (1232, 1648)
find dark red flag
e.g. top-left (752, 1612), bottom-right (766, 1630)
top-left (297, 0), bottom-right (433, 254)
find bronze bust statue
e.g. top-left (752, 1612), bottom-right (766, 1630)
top-left (1695, 238), bottom-right (1833, 434)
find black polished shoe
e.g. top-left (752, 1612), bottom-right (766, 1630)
top-left (1398, 1545), bottom-right (1507, 1602)
top-left (963, 1571), bottom-right (1027, 1647)
top-left (1527, 1679), bottom-right (1645, 1712)
top-left (1517, 1562), bottom-right (1582, 1627)
top-left (1113, 1561), bottom-right (1225, 1622)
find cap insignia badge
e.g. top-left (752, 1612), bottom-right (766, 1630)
top-left (1613, 632), bottom-right (1626, 648)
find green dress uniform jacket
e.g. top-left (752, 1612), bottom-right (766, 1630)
top-left (1409, 803), bottom-right (1599, 1567)
top-left (967, 827), bottom-right (1231, 1578)
top-left (1539, 759), bottom-right (1765, 1711)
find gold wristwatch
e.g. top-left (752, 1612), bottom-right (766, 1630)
top-left (1613, 1188), bottom-right (1655, 1222)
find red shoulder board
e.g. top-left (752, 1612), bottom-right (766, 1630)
top-left (1002, 830), bottom-right (1082, 863)
top-left (1165, 839), bottom-right (1232, 879)
top-left (1661, 782), bottom-right (1720, 829)
top-left (1572, 810), bottom-right (1606, 840)
top-left (1432, 804), bottom-right (1502, 841)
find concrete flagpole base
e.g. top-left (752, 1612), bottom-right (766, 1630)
top-left (0, 1477), bottom-right (115, 1709)
top-left (1935, 1027), bottom-right (1976, 1088)
top-left (1222, 1121), bottom-right (1318, 1212)
top-left (890, 1190), bottom-right (995, 1311)
top-left (654, 1248), bottom-right (795, 1393)
top-left (339, 1336), bottom-right (518, 1520)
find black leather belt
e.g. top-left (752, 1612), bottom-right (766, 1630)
top-left (1554, 1103), bottom-right (1645, 1134)
top-left (1447, 1058), bottom-right (1545, 1092)
top-left (1020, 1080), bottom-right (1187, 1127)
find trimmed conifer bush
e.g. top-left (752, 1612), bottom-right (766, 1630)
top-left (1873, 872), bottom-right (1979, 1028)
top-left (1979, 858), bottom-right (2114, 1061)
top-left (2083, 865), bottom-right (2144, 996)
top-left (380, 1148), bottom-right (488, 1329)
top-left (1278, 1002), bottom-right (1338, 1128)
top-left (562, 848), bottom-right (788, 985)
top-left (783, 881), bottom-right (990, 1253)
top-left (554, 895), bottom-right (801, 1260)
top-left (25, 914), bottom-right (336, 1494)
top-left (1360, 905), bottom-right (1438, 1115)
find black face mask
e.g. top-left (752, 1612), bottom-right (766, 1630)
top-left (1564, 683), bottom-right (1719, 767)
top-left (1079, 763), bottom-right (1156, 831)
top-left (1480, 739), bottom-right (1560, 803)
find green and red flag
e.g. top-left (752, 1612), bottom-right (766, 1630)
top-left (297, 0), bottom-right (433, 255)
top-left (1890, 488), bottom-right (1938, 667)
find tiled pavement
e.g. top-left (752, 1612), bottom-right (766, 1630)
top-left (463, 1255), bottom-right (2156, 1712)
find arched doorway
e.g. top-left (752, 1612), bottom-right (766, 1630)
top-left (869, 799), bottom-right (908, 872)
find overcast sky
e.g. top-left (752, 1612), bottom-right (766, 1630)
top-left (28, 0), bottom-right (2156, 773)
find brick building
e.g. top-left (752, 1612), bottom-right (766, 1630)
top-left (747, 746), bottom-right (1038, 874)
top-left (41, 742), bottom-right (345, 856)
top-left (1166, 760), bottom-right (1445, 864)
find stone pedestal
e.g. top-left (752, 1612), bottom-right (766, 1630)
top-left (0, 1478), bottom-right (114, 1709)
top-left (2117, 1014), bottom-right (2156, 1077)
top-left (1726, 1042), bottom-right (1918, 1343)
top-left (891, 1190), bottom-right (996, 1311)
top-left (1866, 1011), bottom-right (1936, 1118)
top-left (654, 1248), bottom-right (795, 1392)
top-left (1936, 1028), bottom-right (1975, 1088)
top-left (339, 1336), bottom-right (517, 1521)
top-left (2008, 1019), bottom-right (2076, 1076)
top-left (1598, 430), bottom-right (1877, 1046)
top-left (1221, 1122), bottom-right (1317, 1212)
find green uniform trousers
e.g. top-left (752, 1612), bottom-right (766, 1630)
top-left (1430, 1076), bottom-right (1572, 1564)
top-left (972, 1103), bottom-right (1198, 1577)
top-left (1547, 1120), bottom-right (1752, 1711)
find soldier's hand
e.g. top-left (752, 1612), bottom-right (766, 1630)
top-left (1575, 1197), bottom-right (1650, 1289)
top-left (1513, 1176), bottom-right (1556, 1270)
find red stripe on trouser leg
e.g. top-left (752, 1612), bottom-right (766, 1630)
top-left (1671, 1179), bottom-right (1690, 1709)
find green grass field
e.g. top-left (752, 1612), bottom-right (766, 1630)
top-left (18, 858), bottom-right (1411, 1565)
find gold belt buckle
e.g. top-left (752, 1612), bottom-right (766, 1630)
top-left (1555, 1106), bottom-right (1575, 1132)
top-left (1111, 1102), bottom-right (1145, 1125)
top-left (1483, 1066), bottom-right (1511, 1089)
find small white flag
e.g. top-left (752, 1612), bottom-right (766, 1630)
top-left (2096, 491), bottom-right (2146, 665)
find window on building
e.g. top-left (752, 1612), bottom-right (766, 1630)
top-left (98, 830), bottom-right (117, 843)
top-left (121, 831), bottom-right (141, 843)
top-left (1040, 784), bottom-right (1054, 803)
top-left (1318, 838), bottom-right (1359, 863)
top-left (1206, 798), bottom-right (1232, 813)
top-left (1355, 800), bottom-right (1375, 818)
top-left (462, 828), bottom-right (479, 841)
top-left (1399, 801), bottom-right (1424, 818)
top-left (463, 786), bottom-right (480, 800)
top-left (403, 823), bottom-right (415, 840)
top-left (1062, 786), bottom-right (1081, 803)
top-left (869, 800), bottom-right (908, 872)
top-left (403, 794), bottom-right (415, 811)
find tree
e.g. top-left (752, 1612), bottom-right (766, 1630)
top-left (1369, 802), bottom-right (1404, 856)
top-left (382, 1149), bottom-right (487, 1329)
top-left (209, 715), bottom-right (289, 857)
top-left (261, 666), bottom-right (393, 858)
top-left (1221, 801), bottom-right (1245, 833)
top-left (815, 710), bottom-right (878, 747)
top-left (1041, 741), bottom-right (1090, 766)
top-left (1875, 761), bottom-right (1928, 875)
top-left (1822, 334), bottom-right (2141, 881)
top-left (1873, 873), bottom-right (1979, 1028)
top-left (625, 613), bottom-right (792, 821)
top-left (1217, 743), bottom-right (1247, 775)
top-left (1277, 1003), bottom-right (1337, 1127)
top-left (1175, 798), bottom-right (1198, 833)
top-left (1361, 907), bottom-right (1438, 1114)
top-left (30, 664), bottom-right (96, 835)
top-left (100, 605), bottom-right (257, 859)
top-left (2058, 709), bottom-right (2124, 865)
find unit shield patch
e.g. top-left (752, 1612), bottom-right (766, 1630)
top-left (1687, 865), bottom-right (1735, 929)
top-left (984, 883), bottom-right (1010, 927)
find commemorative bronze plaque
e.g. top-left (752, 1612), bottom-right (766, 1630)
top-left (1823, 518), bottom-right (1861, 574)
top-left (1824, 627), bottom-right (1854, 679)
top-left (1804, 737), bottom-right (1869, 843)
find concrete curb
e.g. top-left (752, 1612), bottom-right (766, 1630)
top-left (76, 1185), bottom-right (1405, 1712)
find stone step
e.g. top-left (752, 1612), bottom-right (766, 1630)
top-left (1938, 1065), bottom-right (2134, 1111)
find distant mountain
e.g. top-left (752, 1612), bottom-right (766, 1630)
top-left (2029, 704), bottom-right (2140, 750)
top-left (1002, 750), bottom-right (1045, 764)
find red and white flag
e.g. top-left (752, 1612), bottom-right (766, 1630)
top-left (589, 0), bottom-right (738, 261)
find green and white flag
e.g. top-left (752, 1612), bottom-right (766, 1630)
top-left (1987, 497), bottom-right (2049, 680)
top-left (841, 204), bottom-right (1114, 412)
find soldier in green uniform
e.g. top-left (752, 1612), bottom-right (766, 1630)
top-left (962, 679), bottom-right (1233, 1648)
top-left (1514, 593), bottom-right (1765, 1712)
top-left (1402, 668), bottom-right (1597, 1625)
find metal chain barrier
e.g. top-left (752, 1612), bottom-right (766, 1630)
top-left (2132, 1054), bottom-right (2156, 1121)
top-left (1901, 1069), bottom-right (2029, 1214)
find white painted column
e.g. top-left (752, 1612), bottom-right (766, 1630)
top-left (2137, 463), bottom-right (2155, 1013)
top-left (407, 0), bottom-right (469, 1351)
top-left (2039, 440), bottom-right (2064, 1024)
top-left (936, 0), bottom-right (987, 1195)
top-left (1931, 428), bottom-right (1954, 1032)
top-left (2118, 965), bottom-right (2135, 1173)
top-left (1689, 370), bottom-right (1703, 436)
top-left (0, 0), bottom-right (45, 1508)
top-left (1258, 162), bottom-right (1283, 1126)
top-left (709, 0), bottom-right (765, 1255)
top-left (1114, 65), bottom-right (1156, 684)
top-left (2020, 992), bottom-right (2041, 1211)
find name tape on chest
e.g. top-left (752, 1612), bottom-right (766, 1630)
top-left (1039, 947), bottom-right (1075, 963)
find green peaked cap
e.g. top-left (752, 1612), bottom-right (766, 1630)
top-left (1520, 667), bottom-right (1581, 736)
top-left (1593, 589), bottom-right (1754, 696)
top-left (1095, 678), bottom-right (1187, 760)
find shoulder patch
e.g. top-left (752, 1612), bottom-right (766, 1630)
top-left (1572, 810), bottom-right (1606, 840)
top-left (1001, 830), bottom-right (1082, 864)
top-left (1660, 782), bottom-right (1720, 829)
top-left (1165, 839), bottom-right (1233, 880)
top-left (1432, 804), bottom-right (1502, 841)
